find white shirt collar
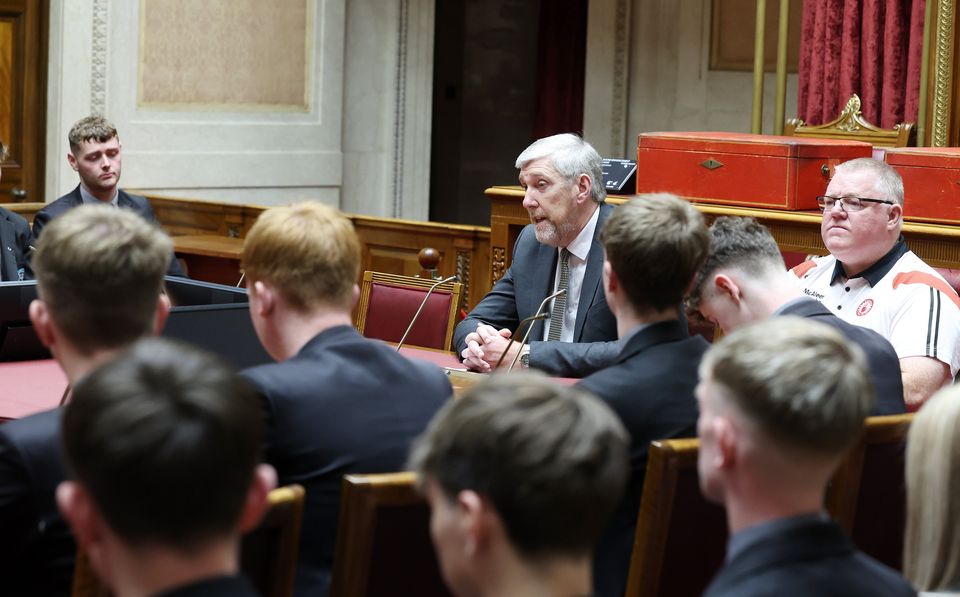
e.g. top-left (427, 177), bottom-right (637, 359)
top-left (564, 205), bottom-right (600, 261)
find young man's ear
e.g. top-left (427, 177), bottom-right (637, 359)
top-left (250, 281), bottom-right (276, 317)
top-left (237, 464), bottom-right (279, 533)
top-left (713, 273), bottom-right (742, 304)
top-left (29, 299), bottom-right (56, 348)
top-left (67, 152), bottom-right (78, 172)
top-left (153, 294), bottom-right (171, 336)
top-left (57, 481), bottom-right (114, 587)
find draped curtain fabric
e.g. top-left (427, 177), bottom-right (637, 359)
top-left (532, 0), bottom-right (588, 138)
top-left (798, 0), bottom-right (925, 128)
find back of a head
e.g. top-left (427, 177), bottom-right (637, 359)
top-left (687, 216), bottom-right (785, 314)
top-left (600, 193), bottom-right (709, 312)
top-left (68, 115), bottom-right (118, 154)
top-left (242, 201), bottom-right (360, 311)
top-left (62, 337), bottom-right (263, 551)
top-left (410, 372), bottom-right (629, 560)
top-left (904, 385), bottom-right (960, 591)
top-left (701, 317), bottom-right (874, 460)
top-left (514, 133), bottom-right (606, 203)
top-left (33, 205), bottom-right (171, 354)
top-left (834, 157), bottom-right (904, 206)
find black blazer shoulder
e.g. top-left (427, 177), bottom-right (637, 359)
top-left (33, 186), bottom-right (186, 277)
top-left (705, 518), bottom-right (915, 597)
top-left (0, 408), bottom-right (74, 595)
top-left (0, 206), bottom-right (33, 280)
top-left (779, 299), bottom-right (906, 414)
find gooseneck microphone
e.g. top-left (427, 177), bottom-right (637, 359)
top-left (492, 287), bottom-right (567, 371)
top-left (396, 275), bottom-right (459, 352)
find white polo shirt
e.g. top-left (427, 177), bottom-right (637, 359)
top-left (792, 238), bottom-right (960, 376)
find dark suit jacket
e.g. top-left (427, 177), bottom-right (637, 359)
top-left (705, 518), bottom-right (916, 596)
top-left (0, 207), bottom-right (33, 281)
top-left (454, 202), bottom-right (618, 377)
top-left (0, 408), bottom-right (74, 596)
top-left (241, 326), bottom-right (452, 597)
top-left (33, 186), bottom-right (185, 277)
top-left (153, 575), bottom-right (260, 597)
top-left (576, 319), bottom-right (708, 597)
top-left (780, 298), bottom-right (906, 415)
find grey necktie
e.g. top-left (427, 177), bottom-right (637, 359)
top-left (548, 248), bottom-right (570, 342)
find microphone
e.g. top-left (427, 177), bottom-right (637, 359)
top-left (492, 287), bottom-right (567, 371)
top-left (396, 275), bottom-right (459, 352)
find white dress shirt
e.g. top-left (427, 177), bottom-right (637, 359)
top-left (543, 206), bottom-right (600, 342)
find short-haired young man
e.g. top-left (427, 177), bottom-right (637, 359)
top-left (0, 205), bottom-right (172, 594)
top-left (32, 115), bottom-right (184, 277)
top-left (240, 201), bottom-right (452, 597)
top-left (794, 157), bottom-right (959, 407)
top-left (0, 140), bottom-right (33, 280)
top-left (697, 318), bottom-right (915, 596)
top-left (58, 338), bottom-right (276, 597)
top-left (455, 133), bottom-right (619, 376)
top-left (688, 216), bottom-right (905, 414)
top-left (410, 373), bottom-right (629, 597)
top-left (575, 193), bottom-right (711, 597)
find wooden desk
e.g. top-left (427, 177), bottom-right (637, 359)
top-left (173, 234), bottom-right (244, 286)
top-left (486, 185), bottom-right (960, 282)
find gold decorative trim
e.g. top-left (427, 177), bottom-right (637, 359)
top-left (491, 247), bottom-right (506, 283)
top-left (931, 0), bottom-right (954, 147)
top-left (456, 249), bottom-right (472, 310)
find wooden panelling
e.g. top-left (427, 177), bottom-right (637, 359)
top-left (486, 186), bottom-right (960, 280)
top-left (0, 0), bottom-right (47, 205)
top-left (139, 194), bottom-right (493, 311)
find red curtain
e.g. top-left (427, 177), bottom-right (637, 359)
top-left (532, 0), bottom-right (588, 138)
top-left (798, 0), bottom-right (925, 128)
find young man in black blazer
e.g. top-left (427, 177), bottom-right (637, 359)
top-left (0, 140), bottom-right (33, 281)
top-left (33, 115), bottom-right (184, 277)
top-left (0, 206), bottom-right (172, 594)
top-left (239, 201), bottom-right (452, 597)
top-left (697, 318), bottom-right (914, 596)
top-left (58, 339), bottom-right (275, 597)
top-left (576, 193), bottom-right (712, 597)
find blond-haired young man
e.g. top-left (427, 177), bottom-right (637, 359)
top-left (240, 201), bottom-right (452, 597)
top-left (0, 205), bottom-right (172, 594)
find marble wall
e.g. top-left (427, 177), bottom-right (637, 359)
top-left (584, 0), bottom-right (798, 158)
top-left (45, 0), bottom-right (434, 219)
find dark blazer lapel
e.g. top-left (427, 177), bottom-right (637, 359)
top-left (0, 217), bottom-right (17, 281)
top-left (67, 186), bottom-right (84, 207)
top-left (574, 203), bottom-right (611, 340)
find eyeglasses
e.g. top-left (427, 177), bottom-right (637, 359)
top-left (816, 195), bottom-right (895, 212)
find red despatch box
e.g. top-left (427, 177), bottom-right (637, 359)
top-left (636, 132), bottom-right (873, 211)
top-left (884, 148), bottom-right (960, 224)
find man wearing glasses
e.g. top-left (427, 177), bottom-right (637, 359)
top-left (793, 157), bottom-right (960, 408)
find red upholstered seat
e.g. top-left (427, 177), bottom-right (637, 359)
top-left (355, 272), bottom-right (463, 351)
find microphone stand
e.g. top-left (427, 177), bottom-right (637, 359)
top-left (396, 275), bottom-right (459, 351)
top-left (492, 288), bottom-right (567, 371)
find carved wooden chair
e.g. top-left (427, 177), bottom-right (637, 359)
top-left (825, 413), bottom-right (914, 571)
top-left (785, 94), bottom-right (915, 148)
top-left (329, 472), bottom-right (451, 597)
top-left (624, 438), bottom-right (728, 597)
top-left (71, 484), bottom-right (306, 597)
top-left (354, 271), bottom-right (463, 351)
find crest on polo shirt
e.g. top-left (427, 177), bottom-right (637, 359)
top-left (856, 299), bottom-right (874, 317)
